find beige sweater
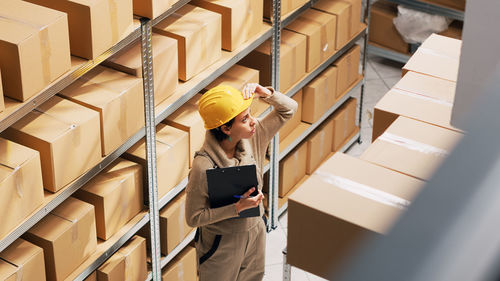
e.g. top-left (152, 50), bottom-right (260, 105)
top-left (185, 90), bottom-right (297, 234)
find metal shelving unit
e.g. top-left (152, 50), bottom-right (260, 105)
top-left (368, 0), bottom-right (464, 62)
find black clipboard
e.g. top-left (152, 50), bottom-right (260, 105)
top-left (206, 164), bottom-right (260, 218)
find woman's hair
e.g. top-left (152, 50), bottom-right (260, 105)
top-left (210, 117), bottom-right (235, 142)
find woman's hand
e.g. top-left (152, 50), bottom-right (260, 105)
top-left (242, 83), bottom-right (272, 100)
top-left (235, 187), bottom-right (264, 214)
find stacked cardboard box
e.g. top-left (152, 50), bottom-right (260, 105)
top-left (154, 4), bottom-right (222, 81)
top-left (74, 159), bottom-right (143, 240)
top-left (0, 138), bottom-right (44, 240)
top-left (0, 239), bottom-right (46, 281)
top-left (238, 29), bottom-right (307, 93)
top-left (286, 9), bottom-right (336, 72)
top-left (264, 0), bottom-right (308, 18)
top-left (333, 44), bottom-right (361, 96)
top-left (59, 66), bottom-right (145, 156)
top-left (191, 0), bottom-right (263, 51)
top-left (332, 98), bottom-right (357, 151)
top-left (402, 34), bottom-right (462, 82)
top-left (24, 0), bottom-right (133, 60)
top-left (287, 153), bottom-right (424, 279)
top-left (161, 246), bottom-right (197, 280)
top-left (0, 70), bottom-right (3, 112)
top-left (24, 197), bottom-right (97, 281)
top-left (133, 0), bottom-right (177, 19)
top-left (103, 33), bottom-right (178, 106)
top-left (278, 142), bottom-right (308, 197)
top-left (313, 0), bottom-right (351, 49)
top-left (369, 0), bottom-right (409, 54)
top-left (362, 117), bottom-right (463, 181)
top-left (159, 192), bottom-right (193, 255)
top-left (302, 66), bottom-right (339, 124)
top-left (2, 96), bottom-right (101, 192)
top-left (305, 117), bottom-right (334, 174)
top-left (0, 0), bottom-right (71, 102)
top-left (280, 90), bottom-right (304, 142)
top-left (97, 236), bottom-right (147, 281)
top-left (124, 123), bottom-right (189, 198)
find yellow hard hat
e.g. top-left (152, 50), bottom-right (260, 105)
top-left (199, 85), bottom-right (253, 130)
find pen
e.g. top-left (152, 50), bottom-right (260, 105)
top-left (233, 195), bottom-right (250, 199)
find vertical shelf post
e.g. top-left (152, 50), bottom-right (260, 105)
top-left (140, 18), bottom-right (162, 281)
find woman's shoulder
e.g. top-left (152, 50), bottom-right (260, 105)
top-left (191, 151), bottom-right (215, 173)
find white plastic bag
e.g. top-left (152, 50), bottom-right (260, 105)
top-left (393, 5), bottom-right (452, 44)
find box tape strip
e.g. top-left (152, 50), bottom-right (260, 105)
top-left (392, 88), bottom-right (453, 107)
top-left (33, 108), bottom-right (81, 146)
top-left (177, 265), bottom-right (184, 280)
top-left (108, 0), bottom-right (119, 43)
top-left (418, 47), bottom-right (458, 61)
top-left (314, 171), bottom-right (410, 209)
top-left (0, 14), bottom-right (52, 85)
top-left (378, 132), bottom-right (450, 157)
top-left (0, 163), bottom-right (23, 198)
top-left (319, 130), bottom-right (325, 159)
top-left (51, 212), bottom-right (79, 242)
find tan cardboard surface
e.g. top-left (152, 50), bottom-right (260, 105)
top-left (160, 193), bottom-right (193, 255)
top-left (1, 96), bottom-right (101, 192)
top-left (0, 260), bottom-right (17, 281)
top-left (341, 0), bottom-right (362, 37)
top-left (279, 122), bottom-right (310, 154)
top-left (164, 102), bottom-right (205, 168)
top-left (369, 0), bottom-right (409, 53)
top-left (313, 0), bottom-right (351, 49)
top-left (24, 0), bottom-right (133, 59)
top-left (154, 4), bottom-right (222, 81)
top-left (97, 236), bottom-right (147, 281)
top-left (333, 98), bottom-right (356, 150)
top-left (302, 73), bottom-right (330, 124)
top-left (0, 238), bottom-right (46, 281)
top-left (0, 0), bottom-right (71, 101)
top-left (124, 123), bottom-right (189, 198)
top-left (0, 138), bottom-right (44, 240)
top-left (362, 116), bottom-right (463, 181)
top-left (104, 33), bottom-right (178, 105)
top-left (288, 153), bottom-right (424, 278)
top-left (279, 142), bottom-right (307, 197)
top-left (60, 65), bottom-right (144, 156)
top-left (23, 197), bottom-right (97, 281)
top-left (74, 158), bottom-right (143, 240)
top-left (420, 33), bottom-right (462, 59)
top-left (280, 90), bottom-right (303, 140)
top-left (83, 272), bottom-right (96, 281)
top-left (133, 0), bottom-right (175, 19)
top-left (394, 71), bottom-right (456, 103)
top-left (281, 30), bottom-right (307, 89)
top-left (320, 66), bottom-right (338, 108)
top-left (161, 246), bottom-right (197, 281)
top-left (306, 117), bottom-right (334, 174)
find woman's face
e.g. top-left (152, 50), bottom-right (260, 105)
top-left (227, 108), bottom-right (256, 140)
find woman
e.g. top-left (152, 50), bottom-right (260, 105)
top-left (185, 83), bottom-right (297, 281)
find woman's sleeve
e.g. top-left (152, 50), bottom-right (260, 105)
top-left (254, 89), bottom-right (298, 153)
top-left (185, 156), bottom-right (239, 228)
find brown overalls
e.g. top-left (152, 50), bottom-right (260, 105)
top-left (185, 90), bottom-right (297, 281)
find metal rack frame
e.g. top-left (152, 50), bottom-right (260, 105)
top-left (368, 0), bottom-right (464, 62)
top-left (0, 0), bottom-right (368, 279)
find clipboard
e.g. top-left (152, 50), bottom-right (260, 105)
top-left (206, 164), bottom-right (260, 218)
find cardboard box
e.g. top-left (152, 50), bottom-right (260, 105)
top-left (74, 159), bottom-right (143, 240)
top-left (84, 272), bottom-right (96, 281)
top-left (362, 116), bottom-right (463, 181)
top-left (238, 37), bottom-right (295, 93)
top-left (372, 71), bottom-right (459, 141)
top-left (124, 123), bottom-right (189, 198)
top-left (306, 117), bottom-right (334, 174)
top-left (287, 153), bottom-right (424, 279)
top-left (333, 44), bottom-right (361, 96)
top-left (0, 138), bottom-right (44, 240)
top-left (279, 122), bottom-right (310, 154)
top-left (0, 0), bottom-right (71, 101)
top-left (280, 90), bottom-right (303, 140)
top-left (59, 66), bottom-right (144, 156)
top-left (1, 96), bottom-right (101, 192)
top-left (0, 69), bottom-right (4, 112)
top-left (24, 0), bottom-right (133, 59)
top-left (342, 0), bottom-right (362, 37)
top-left (191, 0), bottom-right (263, 51)
top-left (159, 193), bottom-right (193, 255)
top-left (402, 34), bottom-right (461, 82)
top-left (103, 33), bottom-right (178, 106)
top-left (0, 239), bottom-right (46, 281)
top-left (319, 66), bottom-right (338, 108)
top-left (313, 0), bottom-right (351, 49)
top-left (439, 20), bottom-right (463, 40)
top-left (332, 98), bottom-right (357, 151)
top-left (97, 236), bottom-right (147, 281)
top-left (369, 0), bottom-right (409, 54)
top-left (164, 103), bottom-right (205, 168)
top-left (161, 246), bottom-right (197, 281)
top-left (279, 142), bottom-right (307, 197)
top-left (23, 197), bottom-right (97, 281)
top-left (154, 4), bottom-right (221, 81)
top-left (286, 9), bottom-right (336, 72)
top-left (264, 0), bottom-right (308, 18)
top-left (133, 0), bottom-right (176, 19)
top-left (281, 29), bottom-right (307, 90)
top-left (302, 74), bottom-right (329, 124)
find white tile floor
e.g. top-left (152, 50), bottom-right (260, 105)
top-left (262, 52), bottom-right (404, 281)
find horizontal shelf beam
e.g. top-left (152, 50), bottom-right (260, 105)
top-left (384, 0), bottom-right (464, 21)
top-left (367, 44), bottom-right (411, 64)
top-left (0, 128), bottom-right (146, 252)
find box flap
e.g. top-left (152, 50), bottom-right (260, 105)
top-left (281, 29), bottom-right (307, 49)
top-left (51, 197), bottom-right (94, 224)
top-left (117, 236), bottom-right (145, 257)
top-left (60, 66), bottom-right (142, 108)
top-left (0, 138), bottom-right (38, 170)
top-left (126, 124), bottom-right (185, 159)
top-left (0, 259), bottom-right (17, 280)
top-left (207, 64), bottom-right (259, 90)
top-left (27, 213), bottom-right (72, 241)
top-left (0, 0), bottom-right (67, 27)
top-left (420, 33), bottom-right (462, 59)
top-left (314, 0), bottom-right (351, 15)
top-left (0, 239), bottom-right (42, 268)
top-left (0, 18), bottom-right (39, 44)
top-left (80, 158), bottom-right (140, 196)
top-left (154, 5), bottom-right (220, 37)
top-left (289, 174), bottom-right (403, 234)
top-left (160, 192), bottom-right (185, 218)
top-left (166, 103), bottom-right (202, 126)
top-left (403, 48), bottom-right (459, 82)
top-left (395, 71), bottom-right (456, 103)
